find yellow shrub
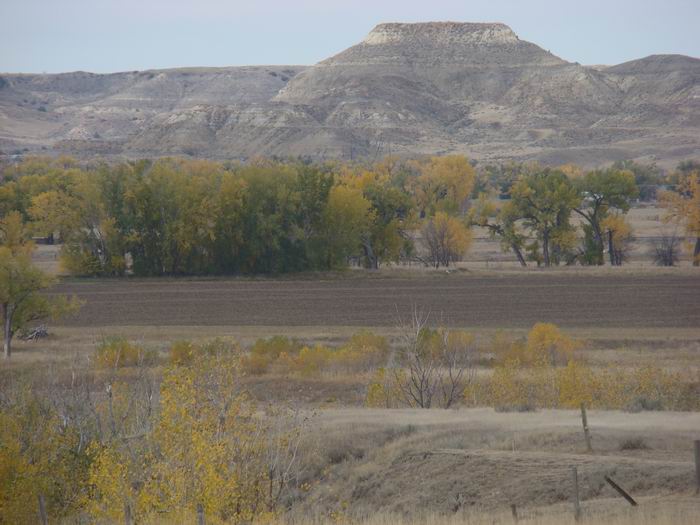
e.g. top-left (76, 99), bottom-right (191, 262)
top-left (334, 331), bottom-right (390, 373)
top-left (295, 345), bottom-right (333, 376)
top-left (170, 340), bottom-right (196, 365)
top-left (524, 323), bottom-right (577, 366)
top-left (365, 368), bottom-right (400, 408)
top-left (171, 339), bottom-right (238, 368)
top-left (0, 390), bottom-right (86, 523)
top-left (243, 336), bottom-right (302, 375)
top-left (94, 338), bottom-right (154, 368)
top-left (557, 360), bottom-right (598, 408)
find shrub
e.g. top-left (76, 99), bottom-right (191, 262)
top-left (169, 338), bottom-right (236, 366)
top-left (243, 336), bottom-right (303, 375)
top-left (333, 331), bottom-right (389, 373)
top-left (94, 338), bottom-right (154, 368)
top-left (169, 340), bottom-right (196, 365)
top-left (619, 437), bottom-right (649, 450)
top-left (652, 233), bottom-right (681, 266)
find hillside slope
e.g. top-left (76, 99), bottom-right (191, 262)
top-left (1, 22), bottom-right (698, 166)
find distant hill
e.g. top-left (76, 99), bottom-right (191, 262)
top-left (1, 22), bottom-right (699, 167)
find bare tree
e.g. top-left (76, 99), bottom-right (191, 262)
top-left (391, 308), bottom-right (476, 408)
top-left (435, 329), bottom-right (477, 409)
top-left (652, 232), bottom-right (681, 266)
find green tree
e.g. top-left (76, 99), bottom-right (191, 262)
top-left (317, 185), bottom-right (372, 269)
top-left (29, 171), bottom-right (127, 276)
top-left (469, 194), bottom-right (527, 266)
top-left (510, 169), bottom-right (580, 267)
top-left (573, 168), bottom-right (638, 265)
top-left (0, 246), bottom-right (81, 359)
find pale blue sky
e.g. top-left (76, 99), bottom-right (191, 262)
top-left (2, 0), bottom-right (699, 73)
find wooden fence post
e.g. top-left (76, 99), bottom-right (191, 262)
top-left (571, 466), bottom-right (582, 521)
top-left (511, 503), bottom-right (519, 522)
top-left (694, 440), bottom-right (700, 495)
top-left (37, 493), bottom-right (48, 525)
top-left (197, 502), bottom-right (205, 525)
top-left (580, 403), bottom-right (592, 452)
top-left (604, 475), bottom-right (637, 506)
top-left (124, 502), bottom-right (132, 525)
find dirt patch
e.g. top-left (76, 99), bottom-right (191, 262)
top-left (51, 274), bottom-right (700, 329)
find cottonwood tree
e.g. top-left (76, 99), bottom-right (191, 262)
top-left (413, 155), bottom-right (476, 217)
top-left (601, 213), bottom-right (634, 266)
top-left (469, 194), bottom-right (527, 266)
top-left (661, 172), bottom-right (700, 265)
top-left (29, 173), bottom-right (127, 276)
top-left (344, 170), bottom-right (415, 269)
top-left (318, 185), bottom-right (372, 268)
top-left (0, 246), bottom-right (80, 359)
top-left (422, 212), bottom-right (471, 268)
top-left (510, 169), bottom-right (580, 267)
top-left (573, 168), bottom-right (638, 265)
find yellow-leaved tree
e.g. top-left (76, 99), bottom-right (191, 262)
top-left (661, 172), bottom-right (700, 265)
top-left (601, 213), bottom-right (633, 266)
top-left (414, 155), bottom-right (475, 216)
top-left (422, 212), bottom-right (472, 268)
top-left (88, 352), bottom-right (305, 523)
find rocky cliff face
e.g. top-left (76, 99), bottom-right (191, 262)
top-left (1, 23), bottom-right (698, 166)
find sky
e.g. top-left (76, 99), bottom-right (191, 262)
top-left (1, 0), bottom-right (699, 73)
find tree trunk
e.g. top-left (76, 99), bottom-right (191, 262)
top-left (608, 230), bottom-right (616, 266)
top-left (3, 304), bottom-right (13, 360)
top-left (694, 237), bottom-right (700, 267)
top-left (511, 243), bottom-right (527, 267)
top-left (542, 231), bottom-right (551, 267)
top-left (593, 223), bottom-right (605, 265)
top-left (362, 240), bottom-right (378, 270)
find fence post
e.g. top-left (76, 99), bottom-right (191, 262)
top-left (580, 403), bottom-right (592, 452)
top-left (604, 475), bottom-right (637, 506)
top-left (197, 502), bottom-right (205, 525)
top-left (37, 493), bottom-right (47, 525)
top-left (511, 503), bottom-right (519, 522)
top-left (571, 466), bottom-right (582, 522)
top-left (694, 440), bottom-right (700, 495)
top-left (124, 502), bottom-right (132, 525)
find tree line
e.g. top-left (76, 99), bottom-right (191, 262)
top-left (1, 155), bottom-right (698, 277)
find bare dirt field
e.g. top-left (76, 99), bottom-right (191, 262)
top-left (51, 272), bottom-right (700, 329)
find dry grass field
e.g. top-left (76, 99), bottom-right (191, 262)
top-left (283, 408), bottom-right (700, 523)
top-left (7, 205), bottom-right (700, 524)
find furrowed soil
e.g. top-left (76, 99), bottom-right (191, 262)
top-left (51, 273), bottom-right (700, 329)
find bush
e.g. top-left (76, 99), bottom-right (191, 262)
top-left (652, 233), bottom-right (681, 266)
top-left (169, 338), bottom-right (236, 366)
top-left (619, 437), bottom-right (649, 450)
top-left (169, 340), bottom-right (197, 365)
top-left (242, 336), bottom-right (303, 375)
top-left (94, 338), bottom-right (154, 368)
